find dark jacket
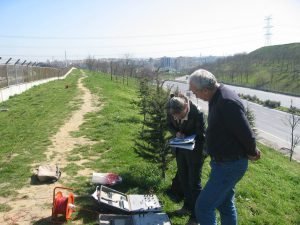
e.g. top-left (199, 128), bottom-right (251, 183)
top-left (167, 100), bottom-right (205, 155)
top-left (207, 84), bottom-right (257, 159)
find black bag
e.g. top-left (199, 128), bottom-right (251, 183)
top-left (36, 165), bottom-right (61, 183)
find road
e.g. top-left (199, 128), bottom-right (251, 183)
top-left (225, 84), bottom-right (300, 108)
top-left (164, 79), bottom-right (300, 162)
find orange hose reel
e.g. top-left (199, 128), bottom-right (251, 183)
top-left (52, 186), bottom-right (75, 221)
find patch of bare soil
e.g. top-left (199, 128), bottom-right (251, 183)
top-left (0, 73), bottom-right (102, 225)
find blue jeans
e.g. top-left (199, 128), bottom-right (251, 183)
top-left (195, 158), bottom-right (248, 225)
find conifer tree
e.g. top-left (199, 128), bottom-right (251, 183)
top-left (134, 71), bottom-right (173, 179)
top-left (136, 76), bottom-right (150, 131)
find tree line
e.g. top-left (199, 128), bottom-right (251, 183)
top-left (194, 43), bottom-right (300, 96)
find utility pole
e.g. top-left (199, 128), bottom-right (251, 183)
top-left (264, 16), bottom-right (273, 46)
top-left (65, 50), bottom-right (67, 67)
top-left (199, 53), bottom-right (202, 65)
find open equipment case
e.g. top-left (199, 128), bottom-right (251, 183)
top-left (93, 185), bottom-right (163, 214)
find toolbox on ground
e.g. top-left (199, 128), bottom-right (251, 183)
top-left (92, 185), bottom-right (162, 214)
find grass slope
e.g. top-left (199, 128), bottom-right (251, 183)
top-left (202, 43), bottom-right (300, 96)
top-left (68, 71), bottom-right (300, 225)
top-left (0, 70), bottom-right (299, 225)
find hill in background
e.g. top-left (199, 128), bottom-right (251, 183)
top-left (197, 43), bottom-right (300, 96)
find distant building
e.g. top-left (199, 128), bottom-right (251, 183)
top-left (160, 57), bottom-right (171, 69)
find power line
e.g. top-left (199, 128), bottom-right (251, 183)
top-left (0, 38), bottom-right (262, 59)
top-left (0, 25), bottom-right (261, 40)
top-left (0, 33), bottom-right (260, 49)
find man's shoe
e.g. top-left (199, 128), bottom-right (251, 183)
top-left (186, 217), bottom-right (199, 225)
top-left (174, 206), bottom-right (190, 216)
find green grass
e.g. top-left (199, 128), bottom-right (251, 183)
top-left (277, 106), bottom-right (300, 116)
top-left (0, 69), bottom-right (81, 197)
top-left (1, 70), bottom-right (300, 224)
top-left (66, 70), bottom-right (300, 225)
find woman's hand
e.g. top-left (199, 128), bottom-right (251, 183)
top-left (176, 132), bottom-right (185, 138)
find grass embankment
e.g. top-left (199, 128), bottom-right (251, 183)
top-left (0, 69), bottom-right (81, 199)
top-left (0, 70), bottom-right (299, 224)
top-left (202, 43), bottom-right (300, 96)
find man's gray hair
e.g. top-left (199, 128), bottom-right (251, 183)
top-left (189, 69), bottom-right (217, 90)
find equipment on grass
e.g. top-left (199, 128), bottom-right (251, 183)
top-left (52, 186), bottom-right (75, 222)
top-left (99, 212), bottom-right (171, 225)
top-left (92, 185), bottom-right (162, 214)
top-left (36, 164), bottom-right (61, 183)
top-left (92, 172), bottom-right (122, 185)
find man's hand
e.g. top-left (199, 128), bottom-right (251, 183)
top-left (248, 148), bottom-right (261, 161)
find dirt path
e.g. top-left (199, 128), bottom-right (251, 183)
top-left (0, 72), bottom-right (100, 225)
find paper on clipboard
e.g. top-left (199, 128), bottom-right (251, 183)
top-left (169, 134), bottom-right (196, 150)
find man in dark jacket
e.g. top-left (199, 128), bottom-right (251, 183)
top-left (189, 69), bottom-right (261, 225)
top-left (167, 95), bottom-right (205, 224)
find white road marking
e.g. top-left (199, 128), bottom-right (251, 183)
top-left (257, 128), bottom-right (289, 144)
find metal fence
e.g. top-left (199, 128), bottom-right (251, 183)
top-left (0, 64), bottom-right (70, 89)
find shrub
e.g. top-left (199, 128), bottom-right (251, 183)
top-left (263, 99), bottom-right (281, 108)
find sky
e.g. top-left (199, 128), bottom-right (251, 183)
top-left (0, 0), bottom-right (300, 62)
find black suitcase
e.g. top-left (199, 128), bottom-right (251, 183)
top-left (98, 212), bottom-right (171, 225)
